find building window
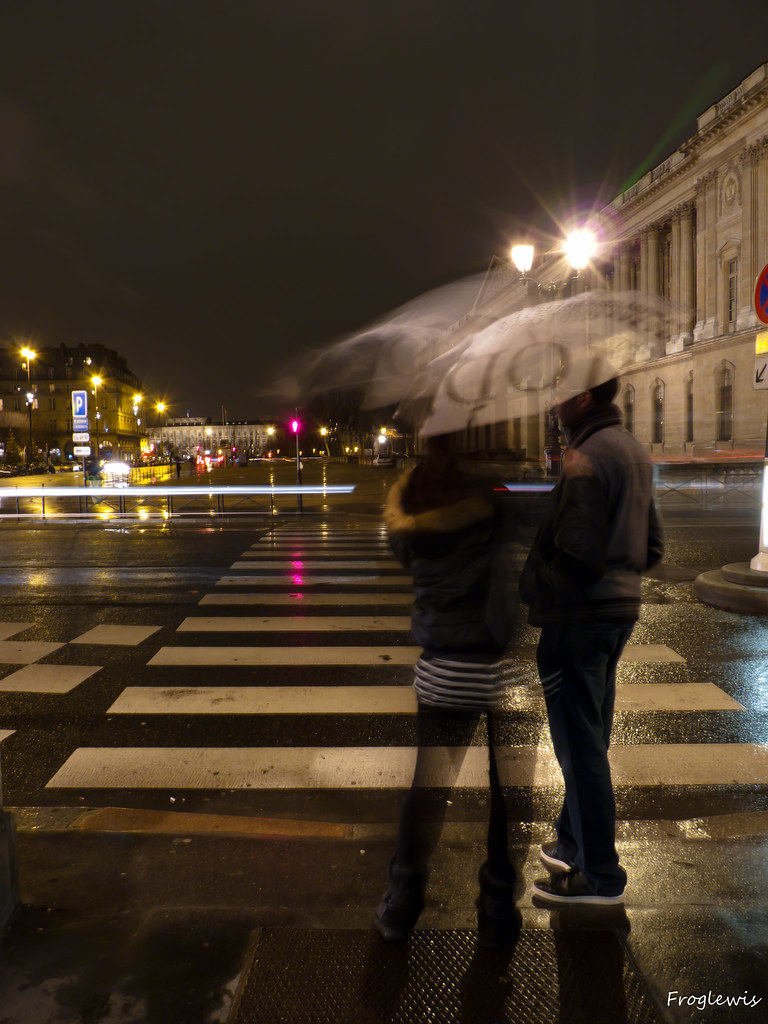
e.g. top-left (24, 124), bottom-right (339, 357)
top-left (49, 397), bottom-right (56, 411)
top-left (49, 419), bottom-right (57, 433)
top-left (717, 363), bottom-right (734, 441)
top-left (624, 384), bottom-right (635, 434)
top-left (652, 379), bottom-right (665, 444)
top-left (727, 259), bottom-right (738, 330)
top-left (685, 373), bottom-right (694, 443)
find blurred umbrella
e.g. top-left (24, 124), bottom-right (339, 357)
top-left (280, 275), bottom-right (678, 435)
top-left (283, 273), bottom-right (488, 408)
top-left (416, 288), bottom-right (678, 435)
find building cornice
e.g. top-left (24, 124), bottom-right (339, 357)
top-left (606, 63), bottom-right (768, 219)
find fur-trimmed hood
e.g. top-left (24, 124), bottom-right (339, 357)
top-left (384, 469), bottom-right (495, 535)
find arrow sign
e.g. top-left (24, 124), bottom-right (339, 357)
top-left (755, 360), bottom-right (768, 389)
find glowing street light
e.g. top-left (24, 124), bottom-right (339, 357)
top-left (320, 426), bottom-right (331, 457)
top-left (510, 244), bottom-right (534, 275)
top-left (20, 348), bottom-right (36, 462)
top-left (564, 228), bottom-right (597, 272)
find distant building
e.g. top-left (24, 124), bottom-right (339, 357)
top-left (0, 342), bottom-right (145, 463)
top-left (147, 417), bottom-right (280, 458)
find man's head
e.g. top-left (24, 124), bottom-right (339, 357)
top-left (552, 356), bottom-right (619, 431)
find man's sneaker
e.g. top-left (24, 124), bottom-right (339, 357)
top-left (532, 869), bottom-right (624, 907)
top-left (539, 841), bottom-right (576, 874)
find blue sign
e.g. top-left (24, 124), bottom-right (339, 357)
top-left (72, 389), bottom-right (89, 431)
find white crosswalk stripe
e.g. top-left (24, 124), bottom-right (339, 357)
top-left (176, 616), bottom-right (413, 632)
top-left (33, 526), bottom-right (759, 811)
top-left (47, 744), bottom-right (768, 791)
top-left (107, 683), bottom-right (744, 715)
top-left (222, 572), bottom-right (413, 583)
top-left (199, 593), bottom-right (413, 606)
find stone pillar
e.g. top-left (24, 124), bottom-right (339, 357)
top-left (694, 172), bottom-right (718, 341)
top-left (757, 138), bottom-right (768, 271)
top-left (667, 211), bottom-right (682, 353)
top-left (740, 146), bottom-right (756, 318)
top-left (616, 243), bottom-right (631, 292)
top-left (647, 225), bottom-right (660, 297)
top-left (639, 229), bottom-right (649, 295)
top-left (679, 202), bottom-right (695, 342)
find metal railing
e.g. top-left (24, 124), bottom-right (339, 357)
top-left (654, 463), bottom-right (762, 512)
top-left (0, 485), bottom-right (355, 521)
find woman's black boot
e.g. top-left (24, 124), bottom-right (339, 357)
top-left (373, 859), bottom-right (425, 943)
top-left (476, 862), bottom-right (521, 949)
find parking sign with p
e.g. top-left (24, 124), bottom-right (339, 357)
top-left (72, 389), bottom-right (88, 431)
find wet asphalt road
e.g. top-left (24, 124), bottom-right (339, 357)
top-left (0, 470), bottom-right (764, 825)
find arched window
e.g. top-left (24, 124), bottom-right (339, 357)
top-left (624, 384), bottom-right (635, 434)
top-left (652, 379), bottom-right (665, 444)
top-left (685, 372), bottom-right (694, 443)
top-left (716, 362), bottom-right (734, 441)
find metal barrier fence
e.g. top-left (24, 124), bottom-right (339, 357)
top-left (653, 462), bottom-right (762, 512)
top-left (0, 485), bottom-right (355, 521)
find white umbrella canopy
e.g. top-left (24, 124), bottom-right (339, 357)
top-left (293, 273), bottom-right (489, 409)
top-left (417, 289), bottom-right (678, 436)
top-left (287, 274), bottom-right (679, 434)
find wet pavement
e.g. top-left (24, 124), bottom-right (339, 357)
top-left (0, 464), bottom-right (765, 1022)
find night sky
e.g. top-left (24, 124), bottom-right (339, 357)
top-left (0, 2), bottom-right (767, 421)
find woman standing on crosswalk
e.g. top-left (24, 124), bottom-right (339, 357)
top-left (373, 432), bottom-right (521, 948)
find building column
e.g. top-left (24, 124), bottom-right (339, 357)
top-left (694, 172), bottom-right (718, 342)
top-left (639, 229), bottom-right (649, 295)
top-left (615, 243), bottom-right (631, 292)
top-left (666, 211), bottom-right (682, 353)
top-left (647, 225), bottom-right (660, 297)
top-left (679, 202), bottom-right (695, 343)
top-left (757, 138), bottom-right (768, 272)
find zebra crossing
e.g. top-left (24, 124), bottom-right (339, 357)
top-left (7, 522), bottom-right (760, 808)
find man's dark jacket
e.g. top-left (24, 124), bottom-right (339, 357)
top-left (519, 405), bottom-right (663, 625)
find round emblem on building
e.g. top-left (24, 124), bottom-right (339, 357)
top-left (723, 171), bottom-right (738, 207)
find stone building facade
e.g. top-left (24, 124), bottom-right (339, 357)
top-left (0, 342), bottom-right (145, 463)
top-left (455, 62), bottom-right (768, 461)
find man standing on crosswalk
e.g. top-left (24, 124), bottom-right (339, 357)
top-left (519, 356), bottom-right (663, 906)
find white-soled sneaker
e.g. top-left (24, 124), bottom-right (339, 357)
top-left (532, 870), bottom-right (624, 907)
top-left (539, 841), bottom-right (576, 874)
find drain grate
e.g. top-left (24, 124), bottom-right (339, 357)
top-left (230, 927), bottom-right (662, 1024)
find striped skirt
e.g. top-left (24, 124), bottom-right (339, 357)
top-left (413, 652), bottom-right (505, 711)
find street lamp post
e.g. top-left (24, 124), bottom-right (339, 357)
top-left (133, 395), bottom-right (142, 462)
top-left (21, 348), bottom-right (35, 463)
top-left (91, 376), bottom-right (102, 459)
top-left (156, 402), bottom-right (166, 459)
top-left (510, 228), bottom-right (598, 476)
top-left (320, 426), bottom-right (330, 458)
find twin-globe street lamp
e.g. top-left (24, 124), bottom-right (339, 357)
top-left (510, 228), bottom-right (598, 475)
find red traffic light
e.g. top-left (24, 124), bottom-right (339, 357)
top-left (291, 419), bottom-right (300, 433)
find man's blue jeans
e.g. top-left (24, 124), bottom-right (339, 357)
top-left (537, 621), bottom-right (634, 897)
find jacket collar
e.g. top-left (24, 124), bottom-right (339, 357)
top-left (566, 403), bottom-right (622, 449)
top-left (384, 469), bottom-right (495, 534)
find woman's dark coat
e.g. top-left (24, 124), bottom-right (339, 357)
top-left (384, 469), bottom-right (511, 655)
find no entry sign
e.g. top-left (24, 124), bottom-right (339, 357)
top-left (755, 264), bottom-right (768, 325)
